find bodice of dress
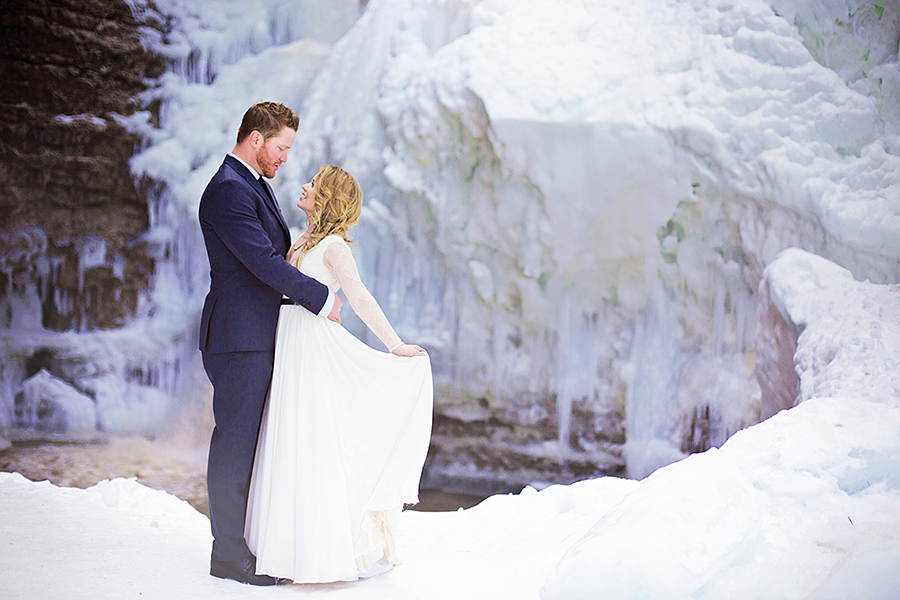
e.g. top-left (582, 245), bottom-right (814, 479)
top-left (293, 235), bottom-right (402, 352)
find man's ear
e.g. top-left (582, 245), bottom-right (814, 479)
top-left (249, 130), bottom-right (263, 148)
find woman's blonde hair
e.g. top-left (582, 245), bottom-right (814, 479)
top-left (300, 165), bottom-right (363, 253)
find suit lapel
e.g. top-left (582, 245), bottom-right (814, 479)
top-left (259, 179), bottom-right (292, 244)
top-left (225, 155), bottom-right (291, 247)
top-left (223, 156), bottom-right (292, 248)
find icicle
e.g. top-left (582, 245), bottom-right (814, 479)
top-left (555, 289), bottom-right (574, 464)
top-left (623, 286), bottom-right (685, 480)
top-left (713, 269), bottom-right (726, 356)
top-left (76, 237), bottom-right (106, 294)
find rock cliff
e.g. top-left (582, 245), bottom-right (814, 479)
top-left (0, 0), bottom-right (162, 330)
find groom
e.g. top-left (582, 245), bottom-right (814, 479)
top-left (198, 102), bottom-right (342, 586)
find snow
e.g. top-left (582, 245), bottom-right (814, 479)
top-left (3, 248), bottom-right (900, 598)
top-left (0, 472), bottom-right (638, 600)
top-left (16, 370), bottom-right (97, 433)
top-left (544, 397), bottom-right (900, 600)
top-left (766, 248), bottom-right (900, 406)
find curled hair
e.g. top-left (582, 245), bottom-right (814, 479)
top-left (236, 102), bottom-right (299, 144)
top-left (301, 165), bottom-right (363, 253)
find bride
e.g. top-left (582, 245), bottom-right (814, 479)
top-left (244, 165), bottom-right (433, 583)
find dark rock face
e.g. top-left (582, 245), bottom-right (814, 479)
top-left (422, 399), bottom-right (626, 496)
top-left (755, 277), bottom-right (800, 420)
top-left (423, 428), bottom-right (625, 497)
top-left (0, 0), bottom-right (163, 330)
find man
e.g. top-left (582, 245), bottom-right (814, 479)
top-left (198, 102), bottom-right (342, 586)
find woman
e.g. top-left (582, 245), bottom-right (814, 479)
top-left (245, 165), bottom-right (433, 583)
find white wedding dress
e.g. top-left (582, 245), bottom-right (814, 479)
top-left (244, 235), bottom-right (433, 583)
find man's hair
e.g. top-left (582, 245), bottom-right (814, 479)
top-left (236, 102), bottom-right (299, 143)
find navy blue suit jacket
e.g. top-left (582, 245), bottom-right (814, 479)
top-left (198, 155), bottom-right (329, 353)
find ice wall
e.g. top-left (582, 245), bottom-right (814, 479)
top-left (278, 0), bottom-right (898, 479)
top-left (3, 0), bottom-right (898, 485)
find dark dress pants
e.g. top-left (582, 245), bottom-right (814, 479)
top-left (201, 350), bottom-right (275, 563)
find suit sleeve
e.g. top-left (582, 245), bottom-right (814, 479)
top-left (206, 178), bottom-right (330, 314)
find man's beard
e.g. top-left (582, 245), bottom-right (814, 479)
top-left (255, 146), bottom-right (277, 178)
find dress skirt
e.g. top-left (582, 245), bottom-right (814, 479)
top-left (245, 304), bottom-right (433, 583)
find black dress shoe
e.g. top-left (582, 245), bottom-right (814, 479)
top-left (210, 555), bottom-right (279, 586)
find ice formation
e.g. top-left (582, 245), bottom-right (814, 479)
top-left (542, 246), bottom-right (900, 600)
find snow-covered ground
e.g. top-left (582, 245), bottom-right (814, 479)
top-left (3, 248), bottom-right (899, 599)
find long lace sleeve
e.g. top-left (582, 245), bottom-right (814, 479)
top-left (323, 240), bottom-right (403, 352)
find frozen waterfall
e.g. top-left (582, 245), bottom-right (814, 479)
top-left (1, 0), bottom-right (898, 487)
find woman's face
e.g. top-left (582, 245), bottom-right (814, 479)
top-left (297, 177), bottom-right (317, 217)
